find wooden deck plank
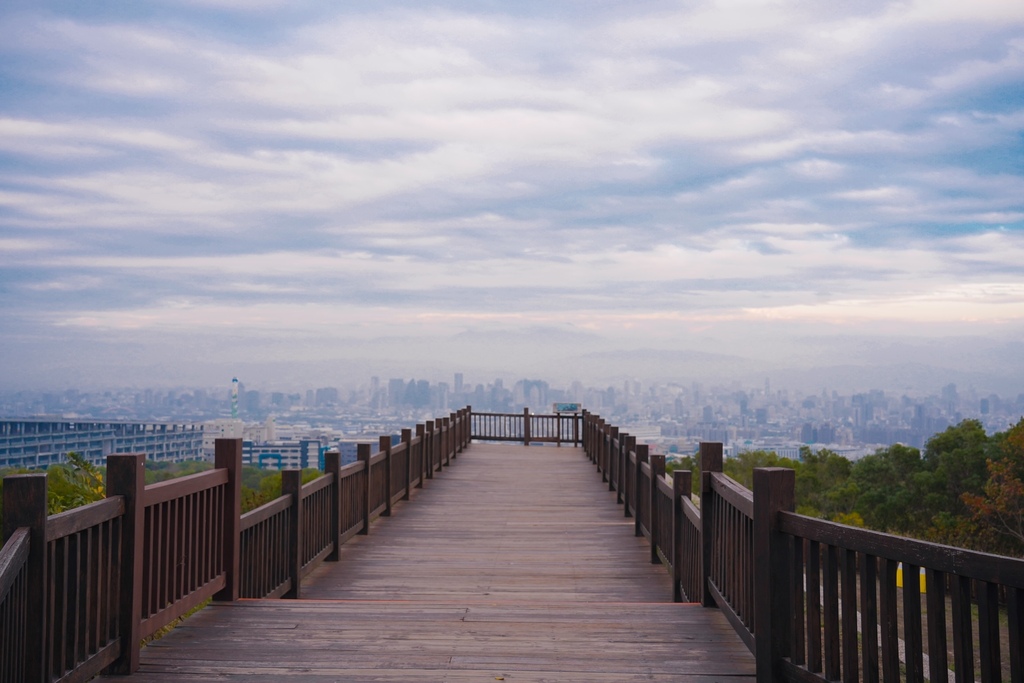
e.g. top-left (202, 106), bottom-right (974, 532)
top-left (104, 443), bottom-right (754, 681)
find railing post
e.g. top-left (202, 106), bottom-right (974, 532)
top-left (452, 413), bottom-right (460, 462)
top-left (325, 450), bottom-right (341, 561)
top-left (106, 453), bottom-right (146, 675)
top-left (2, 473), bottom-right (48, 682)
top-left (634, 443), bottom-right (648, 537)
top-left (650, 454), bottom-right (665, 564)
top-left (465, 406), bottom-right (473, 448)
top-left (598, 423), bottom-right (606, 473)
top-left (623, 435), bottom-right (635, 517)
top-left (401, 429), bottom-right (412, 501)
top-left (523, 407), bottom-right (531, 446)
top-left (380, 435), bottom-right (393, 517)
top-left (605, 426), bottom-right (619, 484)
top-left (443, 417), bottom-right (451, 466)
top-left (602, 423), bottom-right (610, 489)
top-left (213, 438), bottom-right (241, 602)
top-left (358, 443), bottom-right (371, 534)
top-left (589, 416), bottom-right (598, 463)
top-left (282, 469), bottom-right (302, 599)
top-left (435, 420), bottom-right (443, 472)
top-left (581, 410), bottom-right (589, 453)
top-left (425, 421), bottom-right (435, 478)
top-left (700, 442), bottom-right (723, 608)
top-left (753, 467), bottom-right (795, 683)
top-left (672, 469), bottom-right (692, 603)
top-left (415, 424), bottom-right (426, 488)
top-left (574, 411), bottom-right (580, 447)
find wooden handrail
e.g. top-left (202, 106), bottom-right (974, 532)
top-left (0, 405), bottom-right (474, 682)
top-left (582, 410), bottom-right (1024, 683)
top-left (470, 410), bottom-right (582, 446)
top-left (0, 528), bottom-right (33, 683)
top-left (11, 403), bottom-right (1020, 683)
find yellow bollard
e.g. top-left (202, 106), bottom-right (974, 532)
top-left (896, 563), bottom-right (926, 592)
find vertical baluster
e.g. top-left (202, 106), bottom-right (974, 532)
top-left (807, 540), bottom-right (822, 673)
top-left (51, 538), bottom-right (63, 679)
top-left (823, 544), bottom-right (841, 680)
top-left (840, 548), bottom-right (858, 683)
top-left (879, 558), bottom-right (900, 681)
top-left (902, 563), bottom-right (924, 683)
top-left (977, 580), bottom-right (1000, 683)
top-left (791, 538), bottom-right (806, 667)
top-left (951, 575), bottom-right (975, 683)
top-left (859, 553), bottom-right (879, 683)
top-left (1009, 586), bottom-right (1023, 682)
top-left (926, 568), bottom-right (949, 683)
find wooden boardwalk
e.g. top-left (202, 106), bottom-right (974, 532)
top-left (108, 444), bottom-right (754, 682)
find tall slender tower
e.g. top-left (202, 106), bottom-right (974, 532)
top-left (231, 377), bottom-right (239, 419)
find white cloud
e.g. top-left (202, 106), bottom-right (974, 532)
top-left (0, 1), bottom-right (1022, 387)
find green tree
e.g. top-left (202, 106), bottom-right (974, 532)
top-left (961, 418), bottom-right (1024, 555)
top-left (666, 454), bottom-right (700, 495)
top-left (796, 447), bottom-right (856, 520)
top-left (850, 443), bottom-right (928, 534)
top-left (723, 450), bottom-right (798, 490)
top-left (46, 452), bottom-right (106, 515)
top-left (145, 459), bottom-right (213, 484)
top-left (923, 419), bottom-right (992, 523)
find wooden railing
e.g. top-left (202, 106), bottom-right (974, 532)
top-left (470, 408), bottom-right (581, 446)
top-left (0, 407), bottom-right (471, 681)
top-left (583, 410), bottom-right (1024, 683)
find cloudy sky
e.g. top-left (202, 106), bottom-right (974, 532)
top-left (2, 0), bottom-right (1023, 392)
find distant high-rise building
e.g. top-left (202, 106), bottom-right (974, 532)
top-left (454, 373), bottom-right (464, 395)
top-left (388, 379), bottom-right (406, 407)
top-left (315, 387), bottom-right (339, 406)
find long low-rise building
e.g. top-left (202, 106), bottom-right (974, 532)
top-left (0, 419), bottom-right (204, 469)
top-left (242, 439), bottom-right (324, 470)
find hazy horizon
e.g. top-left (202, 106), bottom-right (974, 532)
top-left (2, 1), bottom-right (1022, 396)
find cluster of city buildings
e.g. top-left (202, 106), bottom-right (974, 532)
top-left (1, 374), bottom-right (1021, 471)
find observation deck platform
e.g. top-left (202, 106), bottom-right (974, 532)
top-left (112, 443), bottom-right (754, 681)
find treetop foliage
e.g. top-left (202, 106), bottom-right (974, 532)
top-left (667, 418), bottom-right (1024, 556)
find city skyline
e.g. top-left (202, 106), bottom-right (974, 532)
top-left (2, 1), bottom-right (1023, 392)
top-left (4, 371), bottom-right (1021, 454)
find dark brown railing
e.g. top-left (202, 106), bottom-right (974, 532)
top-left (13, 404), bottom-right (1019, 682)
top-left (583, 410), bottom-right (1024, 683)
top-left (0, 527), bottom-right (29, 682)
top-left (470, 408), bottom-right (581, 446)
top-left (0, 407), bottom-right (472, 682)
